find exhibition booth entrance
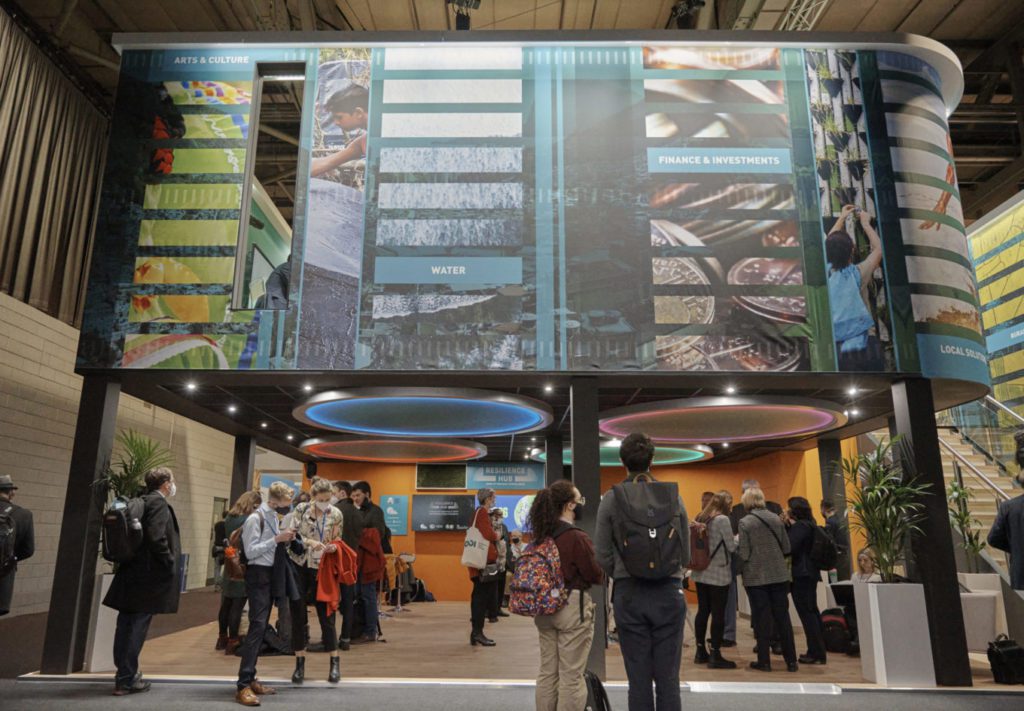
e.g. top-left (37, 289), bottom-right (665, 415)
top-left (35, 29), bottom-right (1009, 692)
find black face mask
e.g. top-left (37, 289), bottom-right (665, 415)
top-left (572, 503), bottom-right (584, 521)
top-left (275, 505), bottom-right (291, 516)
top-left (512, 538), bottom-right (521, 544)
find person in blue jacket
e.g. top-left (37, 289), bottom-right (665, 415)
top-left (825, 205), bottom-right (883, 370)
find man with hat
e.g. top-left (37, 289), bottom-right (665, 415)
top-left (0, 474), bottom-right (35, 616)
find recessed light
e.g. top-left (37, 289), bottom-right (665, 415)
top-left (228, 405), bottom-right (237, 414)
top-left (260, 422), bottom-right (268, 428)
top-left (850, 409), bottom-right (860, 417)
top-left (721, 442), bottom-right (730, 448)
top-left (185, 382), bottom-right (197, 391)
top-left (847, 386), bottom-right (858, 396)
top-left (286, 434), bottom-right (293, 441)
top-left (606, 438), bottom-right (622, 448)
top-left (523, 454), bottom-right (529, 460)
top-left (843, 410), bottom-right (849, 417)
top-left (543, 384), bottom-right (554, 393)
top-left (303, 384), bottom-right (313, 392)
top-left (725, 386), bottom-right (736, 395)
top-left (531, 437), bottom-right (537, 443)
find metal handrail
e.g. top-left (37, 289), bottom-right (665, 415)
top-left (938, 438), bottom-right (1011, 502)
top-left (985, 395), bottom-right (1024, 426)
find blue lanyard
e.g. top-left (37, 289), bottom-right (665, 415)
top-left (263, 509), bottom-right (279, 536)
top-left (314, 509), bottom-right (329, 542)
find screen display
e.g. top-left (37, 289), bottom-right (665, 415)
top-left (411, 494), bottom-right (476, 532)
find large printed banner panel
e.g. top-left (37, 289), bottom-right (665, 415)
top-left (77, 43), bottom-right (987, 386)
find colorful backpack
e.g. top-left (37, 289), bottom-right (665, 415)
top-left (509, 530), bottom-right (571, 617)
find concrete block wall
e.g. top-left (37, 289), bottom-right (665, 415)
top-left (0, 292), bottom-right (235, 617)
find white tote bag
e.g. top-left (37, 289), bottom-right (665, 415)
top-left (461, 524), bottom-right (489, 569)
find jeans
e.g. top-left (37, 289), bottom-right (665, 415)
top-left (613, 578), bottom-right (686, 711)
top-left (340, 583), bottom-right (356, 643)
top-left (471, 578), bottom-right (498, 635)
top-left (113, 611), bottom-right (153, 686)
top-left (291, 566), bottom-right (339, 652)
top-left (535, 590), bottom-right (595, 711)
top-left (218, 595), bottom-right (245, 638)
top-left (358, 581), bottom-right (379, 640)
top-left (237, 565), bottom-right (273, 690)
top-left (694, 582), bottom-right (729, 650)
top-left (746, 582), bottom-right (796, 666)
top-left (791, 576), bottom-right (826, 660)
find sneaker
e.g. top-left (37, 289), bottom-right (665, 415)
top-left (113, 674), bottom-right (151, 696)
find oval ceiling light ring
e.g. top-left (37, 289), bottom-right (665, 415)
top-left (293, 387), bottom-right (554, 438)
top-left (532, 443), bottom-right (713, 466)
top-left (299, 435), bottom-right (487, 463)
top-left (599, 396), bottom-right (848, 444)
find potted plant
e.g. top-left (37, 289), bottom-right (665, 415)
top-left (84, 430), bottom-right (174, 672)
top-left (842, 438), bottom-right (937, 686)
top-left (947, 480), bottom-right (985, 574)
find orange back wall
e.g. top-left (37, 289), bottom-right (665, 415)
top-left (315, 447), bottom-right (833, 602)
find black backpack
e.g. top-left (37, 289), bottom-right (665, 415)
top-left (0, 503), bottom-right (16, 578)
top-left (821, 607), bottom-right (852, 654)
top-left (584, 670), bottom-right (612, 711)
top-left (101, 496), bottom-right (147, 563)
top-left (988, 635), bottom-right (1024, 684)
top-left (809, 524), bottom-right (839, 571)
top-left (612, 481), bottom-right (686, 580)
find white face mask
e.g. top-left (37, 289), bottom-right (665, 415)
top-left (167, 482), bottom-right (177, 498)
top-left (329, 496), bottom-right (338, 506)
top-left (315, 500), bottom-right (332, 512)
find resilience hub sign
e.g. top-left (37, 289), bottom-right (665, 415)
top-left (77, 40), bottom-right (987, 388)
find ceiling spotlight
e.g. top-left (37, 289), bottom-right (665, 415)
top-left (721, 442), bottom-right (730, 448)
top-left (544, 384), bottom-right (554, 393)
top-left (260, 422), bottom-right (268, 428)
top-left (185, 382), bottom-right (197, 392)
top-left (606, 438), bottom-right (622, 448)
top-left (847, 386), bottom-right (858, 396)
top-left (523, 454), bottom-right (529, 460)
top-left (286, 434), bottom-right (294, 441)
top-left (303, 384), bottom-right (314, 392)
top-left (850, 409), bottom-right (860, 417)
top-left (228, 405), bottom-right (237, 414)
top-left (843, 410), bottom-right (849, 417)
top-left (725, 386), bottom-right (736, 395)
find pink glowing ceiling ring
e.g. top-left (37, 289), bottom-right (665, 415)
top-left (300, 436), bottom-right (487, 463)
top-left (599, 396), bottom-right (848, 444)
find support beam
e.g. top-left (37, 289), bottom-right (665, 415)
top-left (964, 154), bottom-right (1024, 219)
top-left (570, 377), bottom-right (605, 678)
top-left (544, 431), bottom-right (564, 485)
top-left (40, 376), bottom-right (121, 674)
top-left (231, 435), bottom-right (257, 504)
top-left (1005, 42), bottom-right (1024, 148)
top-left (891, 378), bottom-right (972, 687)
top-left (259, 123), bottom-right (300, 147)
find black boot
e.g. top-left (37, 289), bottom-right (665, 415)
top-left (291, 656), bottom-right (305, 684)
top-left (708, 648), bottom-right (737, 670)
top-left (470, 631), bottom-right (496, 647)
top-left (328, 656), bottom-right (341, 683)
top-left (693, 643), bottom-right (710, 664)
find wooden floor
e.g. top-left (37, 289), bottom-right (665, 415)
top-left (131, 601), bottom-right (1005, 689)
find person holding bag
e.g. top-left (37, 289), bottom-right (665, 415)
top-left (529, 480), bottom-right (604, 711)
top-left (464, 487), bottom-right (500, 647)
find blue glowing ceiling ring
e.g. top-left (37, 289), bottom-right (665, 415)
top-left (293, 387), bottom-right (554, 438)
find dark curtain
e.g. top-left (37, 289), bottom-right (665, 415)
top-left (0, 8), bottom-right (109, 326)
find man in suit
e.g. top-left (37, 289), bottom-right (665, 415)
top-left (0, 474), bottom-right (35, 616)
top-left (103, 467), bottom-right (182, 695)
top-left (821, 499), bottom-right (851, 580)
top-left (988, 471), bottom-right (1024, 590)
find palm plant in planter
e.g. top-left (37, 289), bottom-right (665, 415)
top-left (93, 429), bottom-right (175, 505)
top-left (947, 480), bottom-right (985, 573)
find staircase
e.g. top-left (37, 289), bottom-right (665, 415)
top-left (936, 430), bottom-right (1015, 535)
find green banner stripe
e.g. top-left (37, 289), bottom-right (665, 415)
top-left (899, 207), bottom-right (965, 233)
top-left (888, 137), bottom-right (953, 164)
top-left (883, 102), bottom-right (947, 129)
top-left (916, 321), bottom-right (986, 345)
top-left (893, 172), bottom-right (960, 200)
top-left (902, 244), bottom-right (973, 270)
top-left (909, 283), bottom-right (979, 304)
top-left (879, 70), bottom-right (944, 101)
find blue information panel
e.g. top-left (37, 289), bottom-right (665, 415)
top-left (381, 494), bottom-right (408, 536)
top-left (494, 494), bottom-right (536, 534)
top-left (467, 462), bottom-right (545, 491)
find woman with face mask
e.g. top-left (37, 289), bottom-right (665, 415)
top-left (285, 478), bottom-right (344, 684)
top-left (528, 479), bottom-right (604, 711)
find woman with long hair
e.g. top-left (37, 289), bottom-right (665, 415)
top-left (689, 490), bottom-right (738, 669)
top-left (528, 480), bottom-right (604, 711)
top-left (218, 490), bottom-right (261, 655)
top-left (786, 496), bottom-right (827, 665)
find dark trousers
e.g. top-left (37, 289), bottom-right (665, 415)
top-left (694, 582), bottom-right (729, 650)
top-left (487, 574), bottom-right (506, 618)
top-left (613, 578), bottom-right (686, 711)
top-left (340, 583), bottom-right (356, 642)
top-left (471, 577), bottom-right (498, 635)
top-left (358, 581), bottom-right (379, 640)
top-left (290, 566), bottom-right (338, 652)
top-left (746, 582), bottom-right (796, 666)
top-left (497, 571), bottom-right (508, 608)
top-left (113, 611), bottom-right (153, 686)
top-left (791, 576), bottom-right (826, 660)
top-left (218, 595), bottom-right (245, 637)
top-left (237, 565), bottom-right (272, 690)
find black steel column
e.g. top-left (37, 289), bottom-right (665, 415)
top-left (570, 377), bottom-right (605, 677)
top-left (230, 435), bottom-right (257, 504)
top-left (544, 431), bottom-right (564, 485)
top-left (817, 437), bottom-right (850, 579)
top-left (891, 377), bottom-right (972, 686)
top-left (41, 376), bottom-right (121, 674)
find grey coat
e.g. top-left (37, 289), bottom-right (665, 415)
top-left (689, 515), bottom-right (737, 587)
top-left (738, 508), bottom-right (791, 587)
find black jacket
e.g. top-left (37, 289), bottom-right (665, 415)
top-left (787, 519), bottom-right (816, 579)
top-left (0, 500), bottom-right (35, 615)
top-left (989, 495), bottom-right (1024, 590)
top-left (360, 501), bottom-right (387, 538)
top-left (825, 513), bottom-right (849, 555)
top-left (729, 500), bottom-right (783, 535)
top-left (338, 499), bottom-right (365, 552)
top-left (103, 491), bottom-right (182, 614)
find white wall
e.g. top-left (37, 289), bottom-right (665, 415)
top-left (0, 292), bottom-right (236, 617)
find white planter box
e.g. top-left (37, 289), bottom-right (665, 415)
top-left (958, 572), bottom-right (1008, 636)
top-left (854, 582), bottom-right (935, 687)
top-left (84, 573), bottom-right (117, 673)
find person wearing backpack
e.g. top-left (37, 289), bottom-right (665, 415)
top-left (102, 467), bottom-right (181, 696)
top-left (527, 480), bottom-right (604, 711)
top-left (0, 474), bottom-right (34, 617)
top-left (219, 491), bottom-right (261, 656)
top-left (285, 479), bottom-right (344, 683)
top-left (689, 491), bottom-right (738, 670)
top-left (785, 497), bottom-right (827, 665)
top-left (737, 487), bottom-right (797, 673)
top-left (595, 433), bottom-right (690, 711)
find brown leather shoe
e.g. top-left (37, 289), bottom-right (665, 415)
top-left (250, 680), bottom-right (276, 695)
top-left (236, 687), bottom-right (261, 706)
top-left (224, 637), bottom-right (242, 655)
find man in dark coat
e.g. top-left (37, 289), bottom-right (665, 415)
top-left (350, 481), bottom-right (386, 644)
top-left (988, 472), bottom-right (1024, 590)
top-left (103, 467), bottom-right (181, 695)
top-left (0, 474), bottom-right (35, 616)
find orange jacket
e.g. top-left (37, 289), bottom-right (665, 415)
top-left (358, 528), bottom-right (387, 584)
top-left (316, 539), bottom-right (357, 616)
